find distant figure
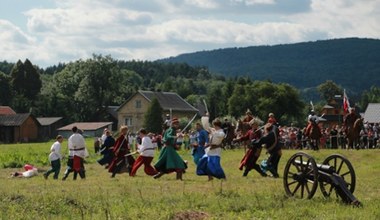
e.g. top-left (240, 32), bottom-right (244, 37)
top-left (243, 109), bottom-right (254, 123)
top-left (97, 131), bottom-right (115, 167)
top-left (10, 164), bottom-right (38, 178)
top-left (44, 135), bottom-right (64, 180)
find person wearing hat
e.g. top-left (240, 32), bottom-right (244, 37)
top-left (251, 123), bottom-right (282, 178)
top-left (234, 118), bottom-right (267, 177)
top-left (154, 118), bottom-right (186, 180)
top-left (343, 107), bottom-right (360, 135)
top-left (267, 113), bottom-right (278, 126)
top-left (108, 125), bottom-right (135, 178)
top-left (243, 109), bottom-right (254, 123)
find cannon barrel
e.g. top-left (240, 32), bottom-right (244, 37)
top-left (294, 160), bottom-right (335, 174)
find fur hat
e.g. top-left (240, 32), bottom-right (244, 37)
top-left (171, 118), bottom-right (179, 124)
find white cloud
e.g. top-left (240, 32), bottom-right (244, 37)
top-left (185, 0), bottom-right (219, 9)
top-left (0, 0), bottom-right (378, 67)
top-left (289, 0), bottom-right (380, 39)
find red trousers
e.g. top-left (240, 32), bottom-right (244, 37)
top-left (130, 156), bottom-right (158, 176)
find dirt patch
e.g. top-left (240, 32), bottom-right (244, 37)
top-left (172, 210), bottom-right (209, 220)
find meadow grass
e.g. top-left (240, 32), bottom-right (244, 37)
top-left (0, 141), bottom-right (379, 219)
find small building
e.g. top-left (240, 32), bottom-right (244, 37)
top-left (57, 122), bottom-right (113, 138)
top-left (37, 117), bottom-right (64, 140)
top-left (363, 103), bottom-right (380, 124)
top-left (117, 90), bottom-right (199, 132)
top-left (106, 106), bottom-right (119, 131)
top-left (320, 104), bottom-right (344, 128)
top-left (0, 106), bottom-right (16, 115)
top-left (0, 113), bottom-right (41, 143)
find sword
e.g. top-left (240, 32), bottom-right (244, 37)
top-left (203, 99), bottom-right (209, 114)
top-left (181, 113), bottom-right (198, 133)
top-left (124, 151), bottom-right (138, 157)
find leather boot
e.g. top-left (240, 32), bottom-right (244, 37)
top-left (176, 171), bottom-right (183, 181)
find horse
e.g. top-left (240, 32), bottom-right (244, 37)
top-left (222, 124), bottom-right (236, 149)
top-left (305, 121), bottom-right (322, 150)
top-left (346, 118), bottom-right (363, 149)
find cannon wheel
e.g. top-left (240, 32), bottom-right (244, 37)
top-left (320, 154), bottom-right (356, 197)
top-left (283, 152), bottom-right (318, 199)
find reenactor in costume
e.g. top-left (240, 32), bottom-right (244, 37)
top-left (97, 130), bottom-right (115, 168)
top-left (108, 126), bottom-right (135, 178)
top-left (62, 127), bottom-right (88, 180)
top-left (130, 129), bottom-right (158, 177)
top-left (154, 118), bottom-right (187, 180)
top-left (343, 108), bottom-right (360, 135)
top-left (234, 118), bottom-right (266, 177)
top-left (191, 123), bottom-right (208, 165)
top-left (251, 123), bottom-right (282, 178)
top-left (242, 109), bottom-right (254, 123)
top-left (196, 117), bottom-right (226, 180)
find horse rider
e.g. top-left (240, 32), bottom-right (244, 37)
top-left (343, 107), bottom-right (360, 134)
top-left (243, 109), bottom-right (254, 123)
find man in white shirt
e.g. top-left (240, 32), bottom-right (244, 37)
top-left (130, 128), bottom-right (158, 176)
top-left (44, 135), bottom-right (64, 180)
top-left (63, 126), bottom-right (87, 180)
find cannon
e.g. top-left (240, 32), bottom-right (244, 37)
top-left (283, 152), bottom-right (360, 206)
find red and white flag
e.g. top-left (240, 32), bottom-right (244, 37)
top-left (343, 89), bottom-right (350, 113)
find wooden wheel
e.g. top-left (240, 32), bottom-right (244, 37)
top-left (320, 154), bottom-right (356, 197)
top-left (283, 152), bottom-right (318, 199)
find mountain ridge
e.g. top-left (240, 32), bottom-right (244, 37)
top-left (159, 38), bottom-right (380, 95)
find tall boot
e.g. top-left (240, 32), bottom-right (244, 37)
top-left (79, 170), bottom-right (86, 179)
top-left (176, 171), bottom-right (183, 181)
top-left (73, 172), bottom-right (78, 180)
top-left (243, 168), bottom-right (250, 177)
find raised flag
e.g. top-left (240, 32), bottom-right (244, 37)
top-left (343, 90), bottom-right (350, 113)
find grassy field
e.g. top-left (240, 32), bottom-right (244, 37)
top-left (0, 141), bottom-right (379, 219)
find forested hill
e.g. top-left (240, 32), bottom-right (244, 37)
top-left (160, 38), bottom-right (380, 95)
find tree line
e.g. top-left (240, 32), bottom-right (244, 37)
top-left (0, 55), bottom-right (379, 127)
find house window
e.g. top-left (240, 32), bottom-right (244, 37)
top-left (135, 100), bottom-right (141, 109)
top-left (125, 117), bottom-right (132, 126)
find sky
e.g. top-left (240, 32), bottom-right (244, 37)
top-left (0, 0), bottom-right (379, 67)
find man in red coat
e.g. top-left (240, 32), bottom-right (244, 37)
top-left (234, 118), bottom-right (267, 177)
top-left (108, 126), bottom-right (135, 178)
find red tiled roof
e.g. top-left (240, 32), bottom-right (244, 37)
top-left (0, 106), bottom-right (16, 115)
top-left (57, 122), bottom-right (113, 131)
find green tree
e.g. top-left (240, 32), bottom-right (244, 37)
top-left (317, 80), bottom-right (343, 103)
top-left (143, 98), bottom-right (163, 134)
top-left (228, 84), bottom-right (247, 118)
top-left (10, 59), bottom-right (42, 100)
top-left (0, 72), bottom-right (12, 105)
top-left (360, 86), bottom-right (380, 110)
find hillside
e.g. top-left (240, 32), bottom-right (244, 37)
top-left (160, 38), bottom-right (380, 95)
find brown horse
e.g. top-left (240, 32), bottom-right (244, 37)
top-left (346, 118), bottom-right (363, 149)
top-left (305, 122), bottom-right (322, 150)
top-left (221, 124), bottom-right (236, 149)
